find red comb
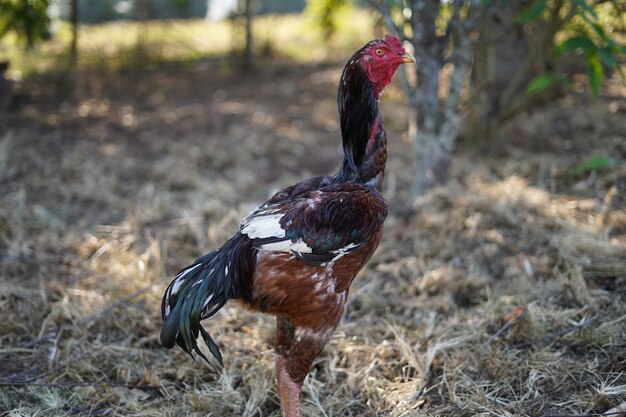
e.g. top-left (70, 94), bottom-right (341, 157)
top-left (384, 35), bottom-right (402, 49)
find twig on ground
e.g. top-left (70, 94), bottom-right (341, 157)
top-left (405, 368), bottom-right (435, 403)
top-left (543, 315), bottom-right (599, 346)
top-left (78, 276), bottom-right (169, 325)
top-left (603, 402), bottom-right (626, 416)
top-left (540, 411), bottom-right (626, 417)
top-left (485, 305), bottom-right (528, 347)
top-left (0, 380), bottom-right (166, 390)
top-left (597, 185), bottom-right (617, 228)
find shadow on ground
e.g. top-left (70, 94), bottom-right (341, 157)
top-left (1, 61), bottom-right (625, 416)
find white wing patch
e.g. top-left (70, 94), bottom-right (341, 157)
top-left (240, 193), bottom-right (360, 263)
top-left (240, 211), bottom-right (285, 239)
top-left (329, 242), bottom-right (360, 262)
top-left (255, 237), bottom-right (313, 254)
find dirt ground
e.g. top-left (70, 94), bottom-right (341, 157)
top-left (0, 57), bottom-right (625, 417)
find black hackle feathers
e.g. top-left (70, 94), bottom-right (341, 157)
top-left (336, 47), bottom-right (381, 184)
top-left (160, 233), bottom-right (255, 365)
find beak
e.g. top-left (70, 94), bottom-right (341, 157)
top-left (402, 51), bottom-right (415, 64)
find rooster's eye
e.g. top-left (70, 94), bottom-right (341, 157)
top-left (375, 49), bottom-right (385, 56)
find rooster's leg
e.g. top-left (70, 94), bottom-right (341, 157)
top-left (275, 315), bottom-right (299, 416)
top-left (275, 317), bottom-right (337, 417)
top-left (276, 354), bottom-right (300, 417)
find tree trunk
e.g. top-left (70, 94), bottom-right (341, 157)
top-left (134, 0), bottom-right (151, 65)
top-left (373, 0), bottom-right (473, 196)
top-left (466, 2), bottom-right (531, 142)
top-left (407, 0), bottom-right (470, 195)
top-left (136, 0), bottom-right (150, 20)
top-left (69, 0), bottom-right (78, 67)
top-left (243, 0), bottom-right (253, 68)
top-left (411, 128), bottom-right (453, 193)
top-left (465, 0), bottom-right (565, 143)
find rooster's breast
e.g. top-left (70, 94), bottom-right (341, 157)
top-left (247, 229), bottom-right (383, 328)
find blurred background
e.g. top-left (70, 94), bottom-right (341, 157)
top-left (0, 1), bottom-right (625, 416)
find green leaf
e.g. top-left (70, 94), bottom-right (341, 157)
top-left (556, 36), bottom-right (596, 55)
top-left (598, 47), bottom-right (617, 67)
top-left (480, 0), bottom-right (492, 7)
top-left (527, 74), bottom-right (554, 94)
top-left (515, 0), bottom-right (547, 24)
top-left (569, 155), bottom-right (615, 176)
top-left (589, 23), bottom-right (610, 43)
top-left (572, 0), bottom-right (598, 19)
top-left (586, 51), bottom-right (604, 95)
top-left (526, 73), bottom-right (568, 95)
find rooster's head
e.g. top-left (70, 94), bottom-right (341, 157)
top-left (357, 35), bottom-right (414, 98)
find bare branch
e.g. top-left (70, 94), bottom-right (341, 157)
top-left (367, 0), bottom-right (416, 100)
top-left (364, 0), bottom-right (406, 41)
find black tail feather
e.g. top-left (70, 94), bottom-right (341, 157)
top-left (160, 233), bottom-right (255, 364)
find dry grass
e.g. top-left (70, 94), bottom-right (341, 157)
top-left (1, 29), bottom-right (625, 417)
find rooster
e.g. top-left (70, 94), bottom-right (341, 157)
top-left (160, 35), bottom-right (414, 416)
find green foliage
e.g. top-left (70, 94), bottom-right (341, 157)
top-left (585, 50), bottom-right (604, 94)
top-left (0, 0), bottom-right (50, 48)
top-left (305, 0), bottom-right (350, 39)
top-left (569, 155), bottom-right (615, 176)
top-left (556, 29), bottom-right (624, 94)
top-left (526, 73), bottom-right (567, 94)
top-left (514, 0), bottom-right (547, 24)
top-left (174, 0), bottom-right (190, 9)
top-left (516, 0), bottom-right (625, 96)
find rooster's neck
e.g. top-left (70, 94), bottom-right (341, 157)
top-left (335, 61), bottom-right (387, 191)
